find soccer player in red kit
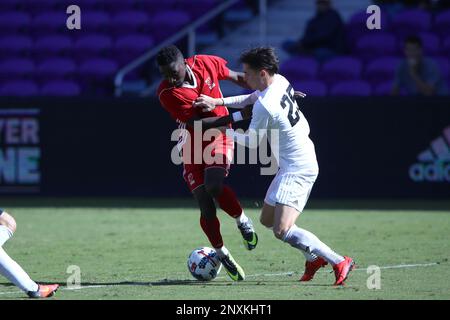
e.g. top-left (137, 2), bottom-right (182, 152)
top-left (156, 45), bottom-right (257, 281)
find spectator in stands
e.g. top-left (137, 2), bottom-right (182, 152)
top-left (391, 36), bottom-right (448, 96)
top-left (282, 0), bottom-right (346, 62)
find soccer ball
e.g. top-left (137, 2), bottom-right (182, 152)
top-left (187, 247), bottom-right (222, 281)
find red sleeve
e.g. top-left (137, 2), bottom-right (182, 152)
top-left (159, 89), bottom-right (196, 123)
top-left (203, 55), bottom-right (230, 81)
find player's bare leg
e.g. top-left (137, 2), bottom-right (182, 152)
top-left (0, 210), bottom-right (59, 298)
top-left (193, 185), bottom-right (245, 281)
top-left (205, 167), bottom-right (258, 250)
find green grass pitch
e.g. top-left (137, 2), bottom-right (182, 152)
top-left (0, 199), bottom-right (449, 300)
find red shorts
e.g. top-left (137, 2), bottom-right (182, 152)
top-left (182, 131), bottom-right (234, 192)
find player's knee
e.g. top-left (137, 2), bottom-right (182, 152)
top-left (205, 182), bottom-right (223, 198)
top-left (273, 227), bottom-right (289, 240)
top-left (0, 211), bottom-right (17, 233)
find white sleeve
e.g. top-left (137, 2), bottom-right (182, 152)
top-left (223, 91), bottom-right (259, 109)
top-left (228, 103), bottom-right (270, 148)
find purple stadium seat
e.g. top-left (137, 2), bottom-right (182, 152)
top-left (0, 12), bottom-right (31, 33)
top-left (417, 32), bottom-right (440, 56)
top-left (111, 11), bottom-right (150, 34)
top-left (330, 80), bottom-right (372, 96)
top-left (0, 58), bottom-right (35, 80)
top-left (443, 36), bottom-right (450, 57)
top-left (79, 58), bottom-right (119, 78)
top-left (391, 9), bottom-right (431, 38)
top-left (373, 81), bottom-right (394, 96)
top-left (0, 80), bottom-right (39, 96)
top-left (33, 11), bottom-right (68, 33)
top-left (41, 81), bottom-right (81, 96)
top-left (34, 35), bottom-right (72, 57)
top-left (102, 0), bottom-right (139, 12)
top-left (80, 11), bottom-right (111, 32)
top-left (114, 34), bottom-right (154, 64)
top-left (433, 10), bottom-right (450, 37)
top-left (365, 56), bottom-right (401, 85)
top-left (346, 9), bottom-right (389, 45)
top-left (0, 0), bottom-right (21, 11)
top-left (355, 33), bottom-right (397, 60)
top-left (148, 10), bottom-right (191, 41)
top-left (432, 56), bottom-right (450, 81)
top-left (0, 36), bottom-right (33, 58)
top-left (291, 80), bottom-right (327, 97)
top-left (37, 58), bottom-right (77, 80)
top-left (320, 56), bottom-right (362, 84)
top-left (182, 0), bottom-right (219, 16)
top-left (74, 34), bottom-right (113, 60)
top-left (280, 56), bottom-right (319, 82)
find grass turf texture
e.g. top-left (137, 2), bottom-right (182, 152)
top-left (0, 198), bottom-right (449, 300)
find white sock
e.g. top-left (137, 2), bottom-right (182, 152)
top-left (215, 246), bottom-right (229, 258)
top-left (235, 211), bottom-right (249, 225)
top-left (0, 247), bottom-right (38, 293)
top-left (0, 225), bottom-right (13, 246)
top-left (302, 251), bottom-right (319, 262)
top-left (282, 225), bottom-right (345, 265)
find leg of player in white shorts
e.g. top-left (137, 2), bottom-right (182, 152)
top-left (0, 210), bottom-right (59, 297)
top-left (259, 171), bottom-right (355, 285)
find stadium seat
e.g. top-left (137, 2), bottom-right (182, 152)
top-left (41, 80), bottom-right (81, 96)
top-left (74, 34), bottom-right (113, 60)
top-left (433, 56), bottom-right (450, 82)
top-left (0, 80), bottom-right (39, 96)
top-left (33, 11), bottom-right (68, 33)
top-left (346, 9), bottom-right (390, 46)
top-left (320, 56), bottom-right (363, 84)
top-left (34, 35), bottom-right (73, 57)
top-left (291, 80), bottom-right (327, 97)
top-left (365, 56), bottom-right (401, 85)
top-left (330, 80), bottom-right (372, 96)
top-left (0, 12), bottom-right (31, 34)
top-left (355, 33), bottom-right (397, 61)
top-left (433, 10), bottom-right (450, 37)
top-left (80, 11), bottom-right (111, 33)
top-left (79, 58), bottom-right (119, 78)
top-left (114, 34), bottom-right (155, 65)
top-left (280, 56), bottom-right (319, 82)
top-left (37, 58), bottom-right (77, 81)
top-left (148, 10), bottom-right (191, 41)
top-left (443, 36), bottom-right (450, 57)
top-left (390, 9), bottom-right (431, 38)
top-left (111, 11), bottom-right (151, 35)
top-left (0, 58), bottom-right (35, 81)
top-left (373, 81), bottom-right (394, 96)
top-left (0, 35), bottom-right (33, 58)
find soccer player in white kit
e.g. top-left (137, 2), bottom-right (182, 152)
top-left (193, 47), bottom-right (355, 285)
top-left (0, 209), bottom-right (59, 297)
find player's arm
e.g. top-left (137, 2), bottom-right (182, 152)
top-left (185, 107), bottom-right (251, 130)
top-left (229, 104), bottom-right (270, 149)
top-left (227, 69), bottom-right (250, 89)
top-left (193, 92), bottom-right (259, 112)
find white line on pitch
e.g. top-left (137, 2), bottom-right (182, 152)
top-left (0, 262), bottom-right (442, 295)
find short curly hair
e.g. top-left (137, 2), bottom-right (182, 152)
top-left (156, 45), bottom-right (184, 66)
top-left (239, 47), bottom-right (279, 75)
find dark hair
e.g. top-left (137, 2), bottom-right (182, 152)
top-left (239, 47), bottom-right (279, 75)
top-left (156, 45), bottom-right (184, 66)
top-left (405, 35), bottom-right (422, 48)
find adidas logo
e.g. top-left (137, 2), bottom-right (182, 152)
top-left (409, 126), bottom-right (450, 183)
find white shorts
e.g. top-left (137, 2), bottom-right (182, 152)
top-left (264, 170), bottom-right (317, 213)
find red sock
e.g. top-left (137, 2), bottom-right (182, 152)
top-left (200, 216), bottom-right (224, 248)
top-left (216, 185), bottom-right (243, 218)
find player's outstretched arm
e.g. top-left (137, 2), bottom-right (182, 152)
top-left (193, 93), bottom-right (258, 112)
top-left (227, 70), bottom-right (250, 89)
top-left (185, 109), bottom-right (250, 130)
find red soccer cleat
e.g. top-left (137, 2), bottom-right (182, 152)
top-left (333, 256), bottom-right (355, 286)
top-left (299, 257), bottom-right (328, 282)
top-left (27, 284), bottom-right (59, 298)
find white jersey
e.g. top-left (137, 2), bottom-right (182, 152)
top-left (226, 74), bottom-right (318, 174)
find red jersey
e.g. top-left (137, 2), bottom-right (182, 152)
top-left (157, 55), bottom-right (230, 124)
